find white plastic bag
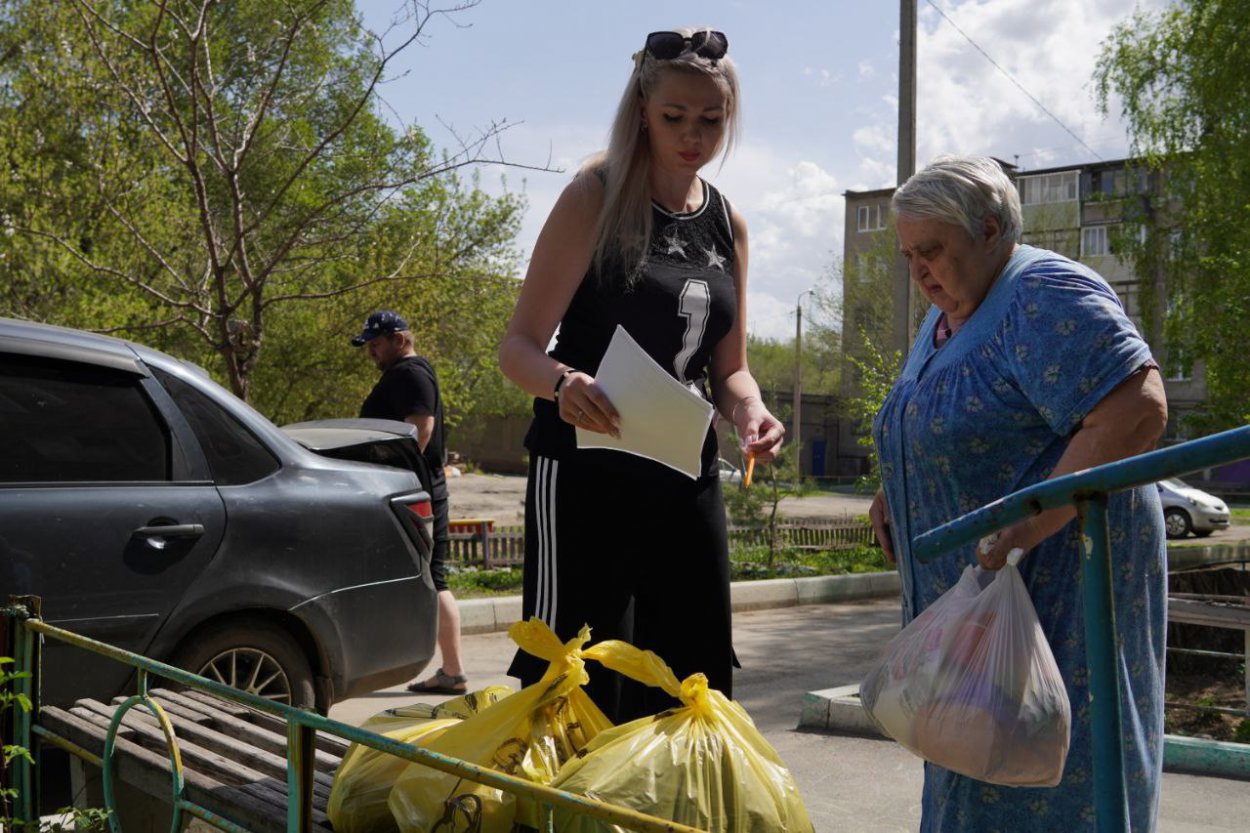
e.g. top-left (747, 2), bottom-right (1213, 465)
top-left (859, 551), bottom-right (1071, 786)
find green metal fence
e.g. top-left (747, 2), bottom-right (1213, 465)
top-left (2, 597), bottom-right (706, 833)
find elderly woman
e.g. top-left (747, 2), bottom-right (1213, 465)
top-left (869, 156), bottom-right (1168, 831)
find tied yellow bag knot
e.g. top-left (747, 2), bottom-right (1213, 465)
top-left (678, 673), bottom-right (713, 717)
top-left (551, 641), bottom-right (815, 832)
top-left (388, 619), bottom-right (613, 833)
top-left (509, 619), bottom-right (595, 689)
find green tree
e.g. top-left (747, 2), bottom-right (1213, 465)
top-left (0, 0), bottom-right (536, 413)
top-left (845, 330), bottom-right (901, 488)
top-left (1095, 0), bottom-right (1250, 431)
top-left (745, 332), bottom-right (838, 398)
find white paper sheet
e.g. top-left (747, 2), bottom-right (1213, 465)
top-left (575, 325), bottom-right (714, 479)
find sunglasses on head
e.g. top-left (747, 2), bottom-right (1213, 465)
top-left (644, 30), bottom-right (728, 61)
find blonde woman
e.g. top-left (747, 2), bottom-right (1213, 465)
top-left (499, 29), bottom-right (783, 721)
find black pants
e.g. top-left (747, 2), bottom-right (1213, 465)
top-left (506, 452), bottom-right (734, 722)
top-left (429, 495), bottom-right (450, 592)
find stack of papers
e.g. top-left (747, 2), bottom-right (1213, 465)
top-left (575, 326), bottom-right (715, 480)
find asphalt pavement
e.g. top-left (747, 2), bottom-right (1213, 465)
top-left (329, 598), bottom-right (1250, 833)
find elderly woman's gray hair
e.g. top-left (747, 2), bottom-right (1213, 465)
top-left (892, 155), bottom-right (1022, 248)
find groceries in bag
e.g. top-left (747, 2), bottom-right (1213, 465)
top-left (387, 620), bottom-right (613, 833)
top-left (550, 640), bottom-right (815, 833)
top-left (859, 550), bottom-right (1070, 786)
top-left (327, 686), bottom-right (514, 833)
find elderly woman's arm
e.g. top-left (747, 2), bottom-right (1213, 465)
top-left (979, 366), bottom-right (1169, 569)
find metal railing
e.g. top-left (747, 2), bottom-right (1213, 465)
top-left (2, 598), bottom-right (706, 833)
top-left (912, 424), bottom-right (1250, 833)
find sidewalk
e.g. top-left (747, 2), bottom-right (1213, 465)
top-left (330, 575), bottom-right (1250, 832)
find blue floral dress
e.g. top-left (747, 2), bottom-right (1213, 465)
top-left (872, 245), bottom-right (1166, 832)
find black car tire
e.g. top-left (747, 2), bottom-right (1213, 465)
top-left (1164, 507), bottom-right (1192, 540)
top-left (171, 618), bottom-right (317, 710)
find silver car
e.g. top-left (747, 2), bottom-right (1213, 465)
top-left (1, 317), bottom-right (438, 712)
top-left (1157, 477), bottom-right (1231, 539)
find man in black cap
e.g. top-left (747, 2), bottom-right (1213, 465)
top-left (352, 310), bottom-right (467, 694)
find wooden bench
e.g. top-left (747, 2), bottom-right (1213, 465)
top-left (41, 688), bottom-right (347, 833)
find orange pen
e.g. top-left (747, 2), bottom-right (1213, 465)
top-left (743, 453), bottom-right (756, 489)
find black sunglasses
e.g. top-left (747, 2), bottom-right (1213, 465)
top-left (644, 30), bottom-right (729, 61)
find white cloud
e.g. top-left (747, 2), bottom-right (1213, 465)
top-left (803, 67), bottom-right (841, 88)
top-left (720, 146), bottom-right (843, 341)
top-left (849, 0), bottom-right (1168, 186)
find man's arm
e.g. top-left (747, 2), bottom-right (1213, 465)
top-left (405, 414), bottom-right (435, 452)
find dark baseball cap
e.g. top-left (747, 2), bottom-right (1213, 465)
top-left (350, 310), bottom-right (409, 346)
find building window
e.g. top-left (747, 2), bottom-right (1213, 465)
top-left (857, 204), bottom-right (886, 233)
top-left (1081, 225), bottom-right (1113, 257)
top-left (1019, 171), bottom-right (1078, 205)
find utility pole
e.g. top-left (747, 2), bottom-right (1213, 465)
top-left (793, 289), bottom-right (814, 478)
top-left (893, 0), bottom-right (918, 356)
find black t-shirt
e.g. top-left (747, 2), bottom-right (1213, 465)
top-left (360, 355), bottom-right (447, 498)
top-left (525, 177), bottom-right (738, 478)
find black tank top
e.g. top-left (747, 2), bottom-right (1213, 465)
top-left (525, 178), bottom-right (738, 478)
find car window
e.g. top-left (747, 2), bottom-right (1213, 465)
top-left (0, 354), bottom-right (170, 482)
top-left (153, 368), bottom-right (279, 485)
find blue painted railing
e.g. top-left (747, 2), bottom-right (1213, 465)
top-left (913, 424), bottom-right (1250, 833)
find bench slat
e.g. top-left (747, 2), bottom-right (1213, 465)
top-left (87, 697), bottom-right (340, 795)
top-left (42, 705), bottom-right (330, 833)
top-left (146, 691), bottom-right (342, 776)
top-left (73, 699), bottom-right (334, 806)
top-left (175, 689), bottom-right (350, 757)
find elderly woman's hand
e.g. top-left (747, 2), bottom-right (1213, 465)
top-left (869, 489), bottom-right (896, 564)
top-left (976, 518), bottom-right (1043, 570)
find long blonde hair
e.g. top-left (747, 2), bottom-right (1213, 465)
top-left (584, 28), bottom-right (741, 285)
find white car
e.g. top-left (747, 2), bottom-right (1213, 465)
top-left (1157, 477), bottom-right (1231, 539)
top-left (718, 457), bottom-right (743, 485)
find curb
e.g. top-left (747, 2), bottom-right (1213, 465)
top-left (458, 570), bottom-right (902, 635)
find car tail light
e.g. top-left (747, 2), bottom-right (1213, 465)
top-left (405, 498), bottom-right (433, 519)
top-left (390, 491), bottom-right (433, 564)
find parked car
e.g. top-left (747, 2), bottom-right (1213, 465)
top-left (0, 318), bottom-right (438, 713)
top-left (718, 457), bottom-right (742, 485)
top-left (1157, 477), bottom-right (1231, 539)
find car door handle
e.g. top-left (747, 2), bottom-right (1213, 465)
top-left (133, 524), bottom-right (205, 539)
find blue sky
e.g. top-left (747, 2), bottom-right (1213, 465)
top-left (356, 0), bottom-right (1166, 340)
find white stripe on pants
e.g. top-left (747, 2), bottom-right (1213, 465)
top-left (535, 456), bottom-right (558, 626)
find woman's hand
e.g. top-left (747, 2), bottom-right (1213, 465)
top-left (976, 518), bottom-right (1043, 570)
top-left (559, 371), bottom-right (620, 439)
top-left (869, 488), bottom-right (895, 564)
top-left (734, 398), bottom-right (784, 463)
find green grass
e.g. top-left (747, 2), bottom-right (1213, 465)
top-left (1229, 506), bottom-right (1250, 523)
top-left (447, 544), bottom-right (894, 598)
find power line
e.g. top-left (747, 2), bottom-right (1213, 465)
top-left (925, 0), bottom-right (1103, 162)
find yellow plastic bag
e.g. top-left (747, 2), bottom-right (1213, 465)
top-left (550, 641), bottom-right (815, 833)
top-left (387, 620), bottom-right (613, 833)
top-left (327, 686), bottom-right (514, 833)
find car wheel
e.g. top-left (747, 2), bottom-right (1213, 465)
top-left (171, 619), bottom-right (316, 710)
top-left (1164, 508), bottom-right (1192, 539)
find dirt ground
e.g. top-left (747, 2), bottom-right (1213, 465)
top-left (444, 471), bottom-right (874, 524)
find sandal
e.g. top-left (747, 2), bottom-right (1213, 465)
top-left (406, 667), bottom-right (468, 695)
